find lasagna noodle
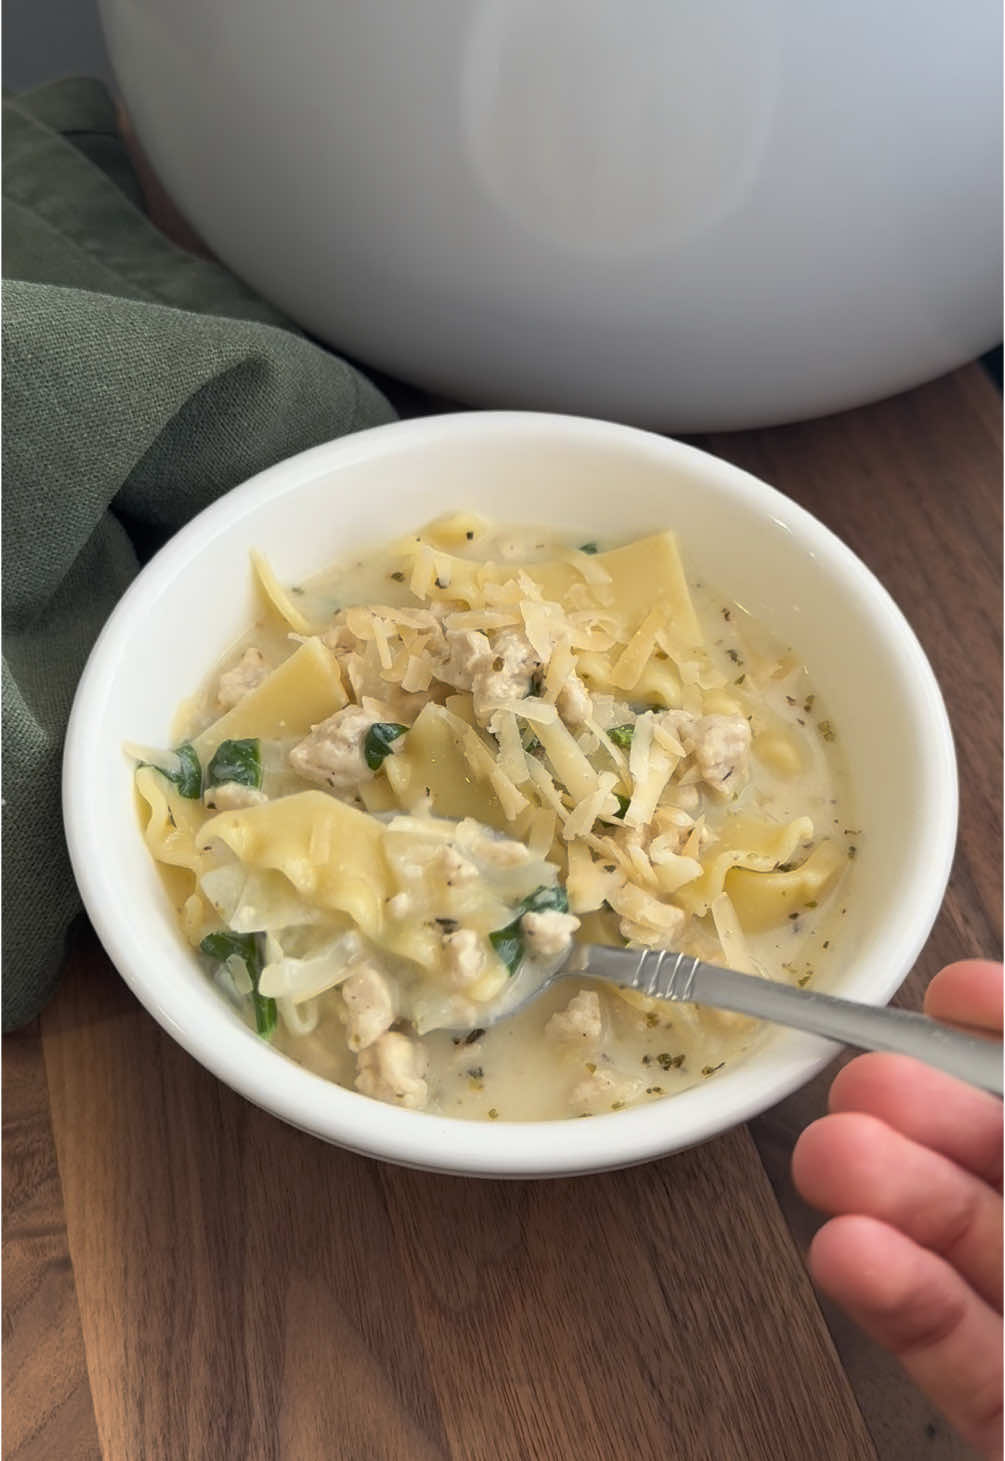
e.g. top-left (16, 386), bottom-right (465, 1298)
top-left (194, 638), bottom-right (347, 759)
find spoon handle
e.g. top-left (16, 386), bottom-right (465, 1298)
top-left (581, 946), bottom-right (1003, 1096)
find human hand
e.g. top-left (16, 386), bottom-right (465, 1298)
top-left (792, 960), bottom-right (1003, 1457)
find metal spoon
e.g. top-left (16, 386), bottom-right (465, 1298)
top-left (458, 944), bottom-right (1004, 1097)
top-left (372, 812), bottom-right (1001, 1094)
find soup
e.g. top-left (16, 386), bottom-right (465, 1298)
top-left (132, 514), bottom-right (856, 1121)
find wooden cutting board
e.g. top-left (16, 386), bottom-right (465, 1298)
top-left (4, 363), bottom-right (1000, 1461)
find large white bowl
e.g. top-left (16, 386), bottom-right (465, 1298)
top-left (63, 413), bottom-right (957, 1176)
top-left (99, 0), bottom-right (1001, 430)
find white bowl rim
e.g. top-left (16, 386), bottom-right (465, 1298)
top-left (62, 410), bottom-right (958, 1177)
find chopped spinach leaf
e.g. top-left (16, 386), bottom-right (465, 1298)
top-left (523, 885), bottom-right (570, 916)
top-left (489, 883), bottom-right (570, 976)
top-left (608, 723), bottom-right (635, 750)
top-left (144, 741), bottom-right (202, 798)
top-left (597, 793), bottom-right (630, 825)
top-left (364, 722), bottom-right (408, 770)
top-left (200, 930), bottom-right (276, 1038)
top-left (489, 923), bottom-right (525, 978)
top-left (206, 737), bottom-right (263, 790)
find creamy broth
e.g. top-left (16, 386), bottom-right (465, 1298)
top-left (137, 516), bottom-right (856, 1122)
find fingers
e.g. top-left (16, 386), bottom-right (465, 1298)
top-left (809, 1215), bottom-right (1003, 1458)
top-left (829, 1052), bottom-right (1003, 1188)
top-left (925, 960), bottom-right (1004, 1034)
top-left (793, 1112), bottom-right (1002, 1310)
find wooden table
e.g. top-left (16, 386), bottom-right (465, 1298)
top-left (4, 364), bottom-right (1001, 1461)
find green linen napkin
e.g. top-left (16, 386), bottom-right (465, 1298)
top-left (2, 80), bottom-right (395, 1030)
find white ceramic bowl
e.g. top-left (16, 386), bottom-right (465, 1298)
top-left (64, 413), bottom-right (957, 1177)
top-left (100, 0), bottom-right (1001, 430)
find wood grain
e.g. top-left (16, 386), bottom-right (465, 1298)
top-left (703, 364), bottom-right (1001, 1461)
top-left (41, 937), bottom-right (875, 1461)
top-left (2, 1013), bottom-right (101, 1460)
top-left (3, 363), bottom-right (999, 1460)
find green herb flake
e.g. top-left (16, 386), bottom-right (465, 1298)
top-left (701, 1062), bottom-right (725, 1077)
top-left (489, 883), bottom-right (570, 976)
top-left (656, 1052), bottom-right (685, 1071)
top-left (797, 974), bottom-right (812, 987)
top-left (848, 845), bottom-right (858, 859)
top-left (199, 930), bottom-right (276, 1039)
top-left (727, 648), bottom-right (742, 665)
top-left (206, 737), bottom-right (263, 790)
top-left (487, 1108), bottom-right (499, 1120)
top-left (364, 722), bottom-right (409, 770)
top-left (608, 723), bottom-right (635, 750)
top-left (390, 570), bottom-right (406, 582)
top-left (818, 719), bottom-right (837, 742)
top-left (579, 542), bottom-right (599, 555)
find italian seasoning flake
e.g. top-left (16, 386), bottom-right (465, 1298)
top-left (701, 1062), bottom-right (725, 1077)
top-left (656, 1052), bottom-right (685, 1071)
top-left (818, 719), bottom-right (837, 742)
top-left (487, 1108), bottom-right (499, 1120)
